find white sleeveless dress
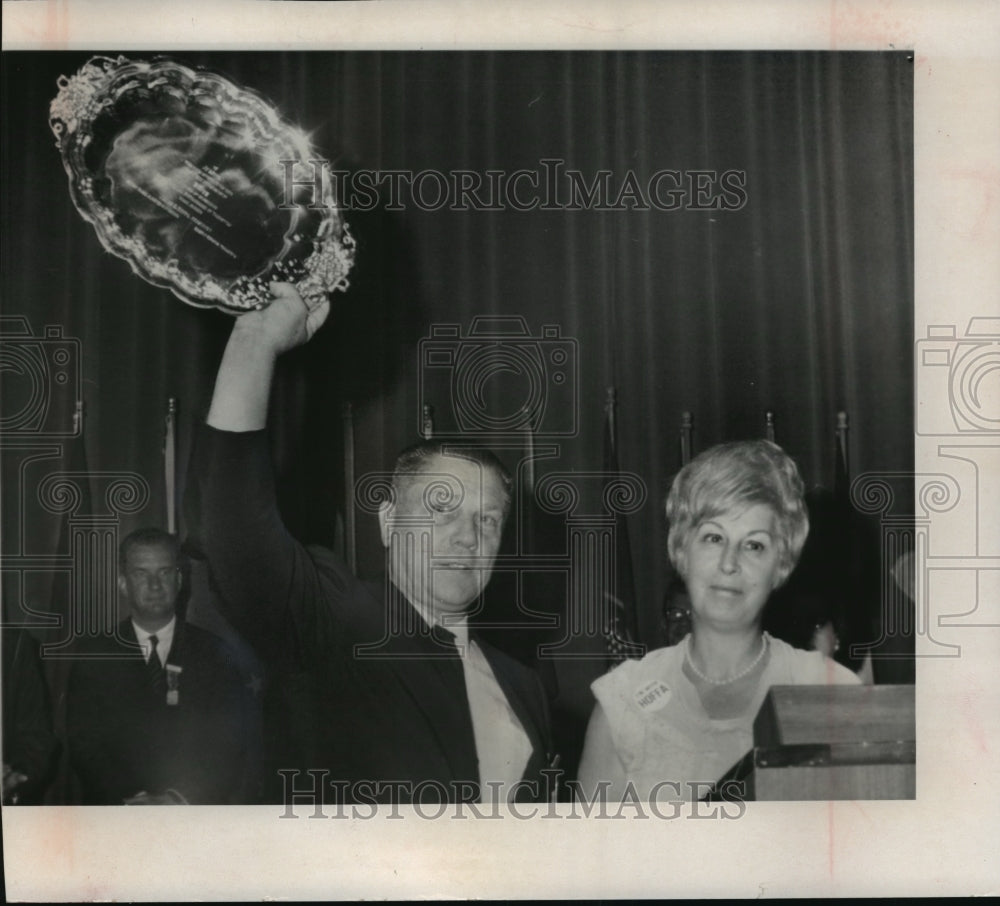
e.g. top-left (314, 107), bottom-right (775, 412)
top-left (590, 634), bottom-right (860, 799)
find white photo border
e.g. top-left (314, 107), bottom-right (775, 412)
top-left (2, 0), bottom-right (998, 900)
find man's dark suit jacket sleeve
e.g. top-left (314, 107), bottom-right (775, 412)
top-left (2, 629), bottom-right (59, 803)
top-left (194, 425), bottom-right (350, 661)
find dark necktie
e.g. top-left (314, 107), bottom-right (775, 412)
top-left (431, 624), bottom-right (458, 652)
top-left (429, 623), bottom-right (479, 800)
top-left (146, 634), bottom-right (167, 698)
top-left (430, 624), bottom-right (465, 683)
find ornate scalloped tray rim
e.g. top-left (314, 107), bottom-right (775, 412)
top-left (49, 54), bottom-right (355, 314)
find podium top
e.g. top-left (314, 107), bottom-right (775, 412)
top-left (755, 684), bottom-right (915, 749)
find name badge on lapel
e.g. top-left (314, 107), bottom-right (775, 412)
top-left (166, 664), bottom-right (182, 706)
top-left (633, 679), bottom-right (671, 713)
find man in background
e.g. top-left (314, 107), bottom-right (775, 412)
top-left (2, 626), bottom-right (59, 804)
top-left (67, 527), bottom-right (261, 804)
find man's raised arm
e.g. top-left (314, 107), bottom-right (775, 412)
top-left (196, 283), bottom-right (333, 647)
top-left (207, 283), bottom-right (329, 431)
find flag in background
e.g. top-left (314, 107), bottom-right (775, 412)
top-left (834, 411), bottom-right (849, 505)
top-left (47, 400), bottom-right (95, 633)
top-left (831, 410), bottom-right (853, 649)
top-left (602, 387), bottom-right (643, 667)
top-left (833, 410), bottom-right (875, 681)
top-left (44, 400), bottom-right (95, 803)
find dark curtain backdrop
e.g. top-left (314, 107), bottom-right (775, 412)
top-left (2, 51), bottom-right (913, 738)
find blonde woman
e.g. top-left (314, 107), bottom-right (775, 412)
top-left (578, 440), bottom-right (859, 800)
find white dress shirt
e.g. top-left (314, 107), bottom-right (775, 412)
top-left (132, 616), bottom-right (176, 667)
top-left (411, 607), bottom-right (531, 804)
top-left (448, 619), bottom-right (533, 803)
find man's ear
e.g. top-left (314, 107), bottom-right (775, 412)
top-left (378, 500), bottom-right (392, 547)
top-left (116, 573), bottom-right (128, 598)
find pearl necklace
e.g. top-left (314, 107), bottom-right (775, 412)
top-left (685, 633), bottom-right (769, 686)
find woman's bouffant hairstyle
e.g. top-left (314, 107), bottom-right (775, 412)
top-left (665, 440), bottom-right (809, 587)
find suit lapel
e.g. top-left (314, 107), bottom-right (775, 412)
top-left (118, 619), bottom-right (141, 650)
top-left (165, 618), bottom-right (184, 667)
top-left (362, 586), bottom-right (479, 783)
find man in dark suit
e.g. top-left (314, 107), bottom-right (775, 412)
top-left (2, 627), bottom-right (59, 804)
top-left (196, 283), bottom-right (555, 805)
top-left (67, 528), bottom-right (261, 804)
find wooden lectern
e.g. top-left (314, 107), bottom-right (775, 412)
top-left (741, 684), bottom-right (915, 800)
